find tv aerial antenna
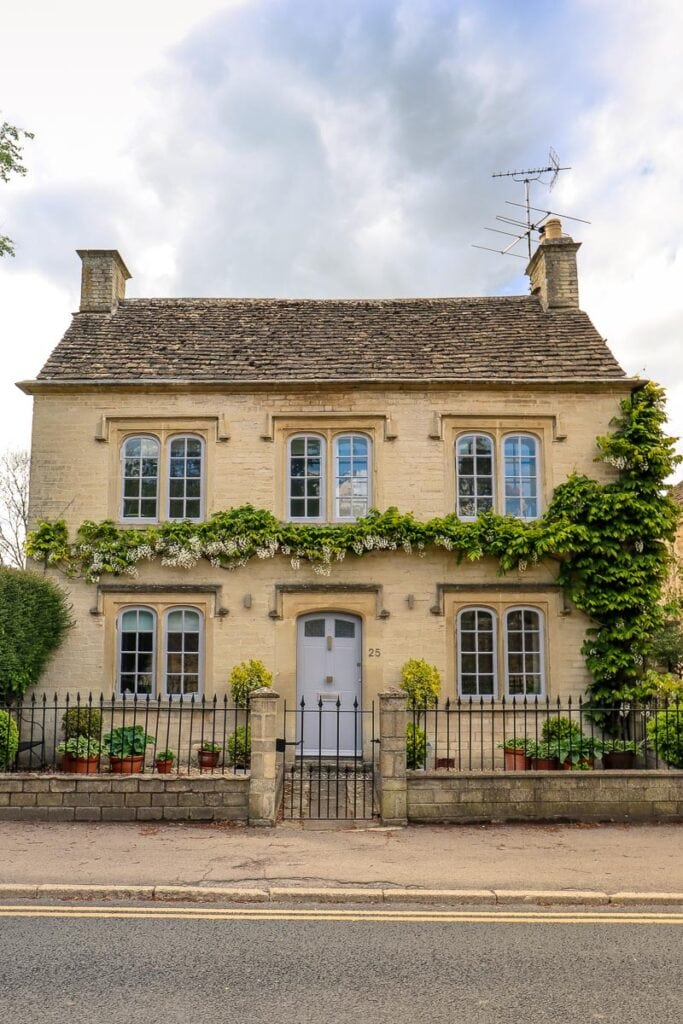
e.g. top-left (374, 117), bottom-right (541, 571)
top-left (472, 147), bottom-right (590, 262)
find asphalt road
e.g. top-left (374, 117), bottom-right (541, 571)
top-left (2, 902), bottom-right (682, 1024)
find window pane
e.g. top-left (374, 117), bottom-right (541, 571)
top-left (457, 435), bottom-right (494, 519)
top-left (125, 438), bottom-right (141, 458)
top-left (164, 609), bottom-right (202, 696)
top-left (335, 436), bottom-right (370, 519)
top-left (506, 608), bottom-right (544, 696)
top-left (304, 619), bottom-right (325, 637)
top-left (504, 435), bottom-right (538, 519)
top-left (335, 619), bottom-right (355, 638)
top-left (458, 607), bottom-right (497, 697)
top-left (290, 438), bottom-right (305, 456)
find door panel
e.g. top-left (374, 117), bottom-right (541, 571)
top-left (296, 613), bottom-right (362, 755)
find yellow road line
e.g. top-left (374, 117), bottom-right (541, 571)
top-left (0, 905), bottom-right (681, 925)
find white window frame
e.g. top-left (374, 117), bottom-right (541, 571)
top-left (333, 432), bottom-right (372, 522)
top-left (287, 433), bottom-right (326, 523)
top-left (503, 606), bottom-right (546, 698)
top-left (162, 606), bottom-right (204, 698)
top-left (502, 433), bottom-right (541, 521)
top-left (166, 434), bottom-right (205, 522)
top-left (120, 434), bottom-right (160, 524)
top-left (117, 606), bottom-right (157, 696)
top-left (456, 606), bottom-right (498, 699)
top-left (455, 433), bottom-right (495, 521)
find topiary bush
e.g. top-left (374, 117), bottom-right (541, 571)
top-left (229, 659), bottom-right (273, 708)
top-left (406, 722), bottom-right (427, 770)
top-left (0, 709), bottom-right (19, 770)
top-left (646, 706), bottom-right (683, 768)
top-left (62, 706), bottom-right (102, 739)
top-left (0, 567), bottom-right (72, 701)
top-left (399, 658), bottom-right (441, 710)
top-left (227, 725), bottom-right (251, 769)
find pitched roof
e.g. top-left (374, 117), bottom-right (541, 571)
top-left (36, 295), bottom-right (626, 384)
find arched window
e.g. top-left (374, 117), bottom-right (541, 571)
top-left (121, 436), bottom-right (159, 521)
top-left (334, 434), bottom-right (371, 520)
top-left (457, 607), bottom-right (497, 697)
top-left (164, 607), bottom-right (203, 696)
top-left (505, 607), bottom-right (545, 696)
top-left (288, 434), bottom-right (324, 521)
top-left (456, 434), bottom-right (494, 519)
top-left (503, 434), bottom-right (539, 519)
top-left (118, 607), bottom-right (156, 695)
top-left (168, 435), bottom-right (204, 520)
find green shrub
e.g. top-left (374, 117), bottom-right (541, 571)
top-left (646, 707), bottom-right (683, 768)
top-left (541, 717), bottom-right (582, 745)
top-left (62, 706), bottom-right (102, 739)
top-left (406, 722), bottom-right (427, 770)
top-left (0, 567), bottom-right (72, 701)
top-left (399, 659), bottom-right (441, 710)
top-left (0, 709), bottom-right (19, 769)
top-left (198, 741), bottom-right (221, 753)
top-left (155, 749), bottom-right (176, 763)
top-left (57, 735), bottom-right (102, 758)
top-left (229, 659), bottom-right (273, 708)
top-left (227, 726), bottom-right (251, 768)
top-left (103, 726), bottom-right (155, 758)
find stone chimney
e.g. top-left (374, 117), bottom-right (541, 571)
top-left (77, 250), bottom-right (131, 313)
top-left (525, 219), bottom-right (580, 310)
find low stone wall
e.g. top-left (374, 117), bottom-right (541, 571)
top-left (407, 770), bottom-right (683, 824)
top-left (0, 774), bottom-right (249, 823)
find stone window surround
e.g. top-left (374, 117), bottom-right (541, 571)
top-left (100, 589), bottom-right (215, 697)
top-left (439, 414), bottom-right (564, 519)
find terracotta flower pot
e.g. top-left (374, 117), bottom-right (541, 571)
top-left (155, 759), bottom-right (175, 774)
top-left (531, 756), bottom-right (560, 770)
top-left (504, 748), bottom-right (530, 771)
top-left (197, 749), bottom-right (220, 770)
top-left (603, 750), bottom-right (635, 770)
top-left (109, 754), bottom-right (145, 774)
top-left (61, 754), bottom-right (100, 775)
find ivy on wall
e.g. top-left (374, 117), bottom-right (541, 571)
top-left (26, 383), bottom-right (681, 705)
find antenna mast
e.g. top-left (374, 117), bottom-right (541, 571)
top-left (472, 148), bottom-right (589, 264)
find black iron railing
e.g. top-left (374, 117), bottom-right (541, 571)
top-left (407, 696), bottom-right (683, 772)
top-left (0, 693), bottom-right (250, 775)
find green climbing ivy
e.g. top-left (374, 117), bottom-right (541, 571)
top-left (25, 383), bottom-right (680, 706)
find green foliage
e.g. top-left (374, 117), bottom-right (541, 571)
top-left (0, 114), bottom-right (34, 257)
top-left (0, 567), bottom-right (73, 700)
top-left (24, 383), bottom-right (680, 706)
top-left (103, 726), bottom-right (155, 758)
top-left (227, 726), bottom-right (251, 767)
top-left (155, 749), bottom-right (176, 762)
top-left (62, 706), bottom-right (102, 740)
top-left (406, 722), bottom-right (427, 770)
top-left (646, 707), bottom-right (683, 768)
top-left (0, 709), bottom-right (19, 768)
top-left (648, 620), bottom-right (683, 675)
top-left (499, 737), bottom-right (533, 752)
top-left (57, 735), bottom-right (102, 758)
top-left (541, 717), bottom-right (582, 746)
top-left (229, 659), bottom-right (273, 708)
top-left (399, 659), bottom-right (441, 708)
top-left (198, 740), bottom-right (221, 753)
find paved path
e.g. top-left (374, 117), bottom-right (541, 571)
top-left (2, 820), bottom-right (681, 898)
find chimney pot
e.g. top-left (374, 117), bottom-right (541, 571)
top-left (77, 249), bottom-right (131, 313)
top-left (543, 218), bottom-right (562, 241)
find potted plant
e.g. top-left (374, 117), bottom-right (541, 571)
top-left (103, 725), bottom-right (155, 773)
top-left (602, 738), bottom-right (640, 770)
top-left (498, 736), bottom-right (532, 771)
top-left (197, 741), bottom-right (221, 770)
top-left (60, 705), bottom-right (103, 772)
top-left (227, 726), bottom-right (251, 770)
top-left (57, 735), bottom-right (102, 774)
top-left (155, 748), bottom-right (176, 774)
top-left (529, 740), bottom-right (560, 770)
top-left (399, 658), bottom-right (440, 769)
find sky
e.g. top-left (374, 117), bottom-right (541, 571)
top-left (0, 0), bottom-right (682, 475)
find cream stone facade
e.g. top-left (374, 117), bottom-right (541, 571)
top-left (19, 222), bottom-right (636, 712)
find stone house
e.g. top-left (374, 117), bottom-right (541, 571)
top-left (19, 219), bottom-right (634, 755)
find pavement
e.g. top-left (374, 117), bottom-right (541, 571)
top-left (1, 819), bottom-right (682, 906)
